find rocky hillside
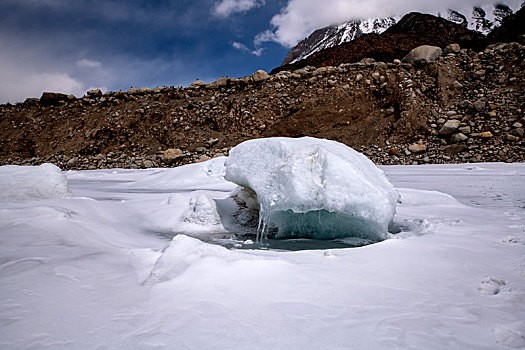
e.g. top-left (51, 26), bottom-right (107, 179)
top-left (1, 39), bottom-right (523, 170)
top-left (282, 17), bottom-right (396, 66)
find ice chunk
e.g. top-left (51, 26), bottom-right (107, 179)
top-left (0, 163), bottom-right (71, 202)
top-left (146, 234), bottom-right (260, 283)
top-left (225, 137), bottom-right (399, 240)
top-left (181, 193), bottom-right (221, 226)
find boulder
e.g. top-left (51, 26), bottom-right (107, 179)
top-left (450, 133), bottom-right (468, 143)
top-left (189, 79), bottom-right (206, 88)
top-left (402, 45), bottom-right (443, 64)
top-left (163, 148), bottom-right (184, 162)
top-left (408, 143), bottom-right (427, 154)
top-left (251, 70), bottom-right (269, 82)
top-left (439, 120), bottom-right (461, 135)
top-left (40, 92), bottom-right (68, 106)
top-left (443, 144), bottom-right (467, 155)
top-left (87, 89), bottom-right (103, 97)
top-left (213, 77), bottom-right (229, 87)
top-left (472, 131), bottom-right (494, 138)
top-left (444, 43), bottom-right (461, 54)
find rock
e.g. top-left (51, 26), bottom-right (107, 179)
top-left (459, 126), bottom-right (471, 134)
top-left (408, 143), bottom-right (427, 154)
top-left (439, 120), bottom-right (461, 135)
top-left (128, 87), bottom-right (139, 95)
top-left (197, 155), bottom-right (211, 163)
top-left (360, 58), bottom-right (375, 64)
top-left (443, 144), bottom-right (467, 155)
top-left (189, 79), bottom-right (206, 88)
top-left (87, 89), bottom-right (103, 97)
top-left (473, 99), bottom-right (486, 111)
top-left (393, 59), bottom-right (401, 65)
top-left (474, 69), bottom-right (486, 78)
top-left (450, 133), bottom-right (468, 143)
top-left (163, 148), bottom-right (183, 162)
top-left (444, 43), bottom-right (460, 54)
top-left (472, 131), bottom-right (494, 138)
top-left (139, 87), bottom-right (152, 94)
top-left (207, 138), bottom-right (219, 146)
top-left (402, 45), bottom-right (442, 64)
top-left (40, 92), bottom-right (68, 106)
top-left (313, 67), bottom-right (329, 75)
top-left (388, 148), bottom-right (401, 156)
top-left (213, 77), bottom-right (229, 87)
top-left (143, 160), bottom-right (154, 168)
top-left (251, 70), bottom-right (269, 82)
top-left (67, 157), bottom-right (79, 167)
top-left (510, 128), bottom-right (524, 138)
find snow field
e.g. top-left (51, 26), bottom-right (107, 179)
top-left (0, 160), bottom-right (524, 349)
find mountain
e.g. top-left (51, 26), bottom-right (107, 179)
top-left (486, 6), bottom-right (525, 44)
top-left (280, 4), bottom-right (520, 69)
top-left (281, 17), bottom-right (397, 66)
top-left (272, 12), bottom-right (485, 74)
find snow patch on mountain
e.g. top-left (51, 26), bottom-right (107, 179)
top-left (282, 17), bottom-right (397, 65)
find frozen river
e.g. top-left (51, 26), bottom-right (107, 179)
top-left (1, 161), bottom-right (524, 349)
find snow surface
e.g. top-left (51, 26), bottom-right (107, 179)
top-left (225, 137), bottom-right (398, 240)
top-left (1, 161), bottom-right (525, 349)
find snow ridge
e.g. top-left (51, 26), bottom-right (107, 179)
top-left (284, 17), bottom-right (397, 65)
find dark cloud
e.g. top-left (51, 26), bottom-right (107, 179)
top-left (0, 0), bottom-right (286, 103)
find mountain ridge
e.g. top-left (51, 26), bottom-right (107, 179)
top-left (282, 17), bottom-right (397, 66)
top-left (272, 12), bottom-right (487, 74)
top-left (280, 4), bottom-right (521, 69)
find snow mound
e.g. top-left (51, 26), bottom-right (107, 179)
top-left (0, 163), bottom-right (71, 202)
top-left (146, 235), bottom-right (260, 283)
top-left (125, 156), bottom-right (233, 191)
top-left (225, 137), bottom-right (399, 240)
top-left (181, 193), bottom-right (221, 226)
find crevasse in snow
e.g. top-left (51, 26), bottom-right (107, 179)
top-left (224, 137), bottom-right (399, 240)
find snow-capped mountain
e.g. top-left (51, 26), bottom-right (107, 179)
top-left (281, 3), bottom-right (520, 67)
top-left (281, 17), bottom-right (397, 66)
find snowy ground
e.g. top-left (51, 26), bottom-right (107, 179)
top-left (1, 161), bottom-right (524, 349)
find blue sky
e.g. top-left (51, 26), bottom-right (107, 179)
top-left (0, 0), bottom-right (521, 103)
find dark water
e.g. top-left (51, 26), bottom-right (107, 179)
top-left (209, 235), bottom-right (379, 251)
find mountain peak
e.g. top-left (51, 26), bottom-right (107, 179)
top-left (281, 17), bottom-right (397, 66)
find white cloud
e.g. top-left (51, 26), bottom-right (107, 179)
top-left (232, 41), bottom-right (264, 56)
top-left (259, 0), bottom-right (523, 47)
top-left (0, 40), bottom-right (88, 103)
top-left (0, 70), bottom-right (86, 103)
top-left (212, 0), bottom-right (264, 18)
top-left (76, 58), bottom-right (102, 68)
